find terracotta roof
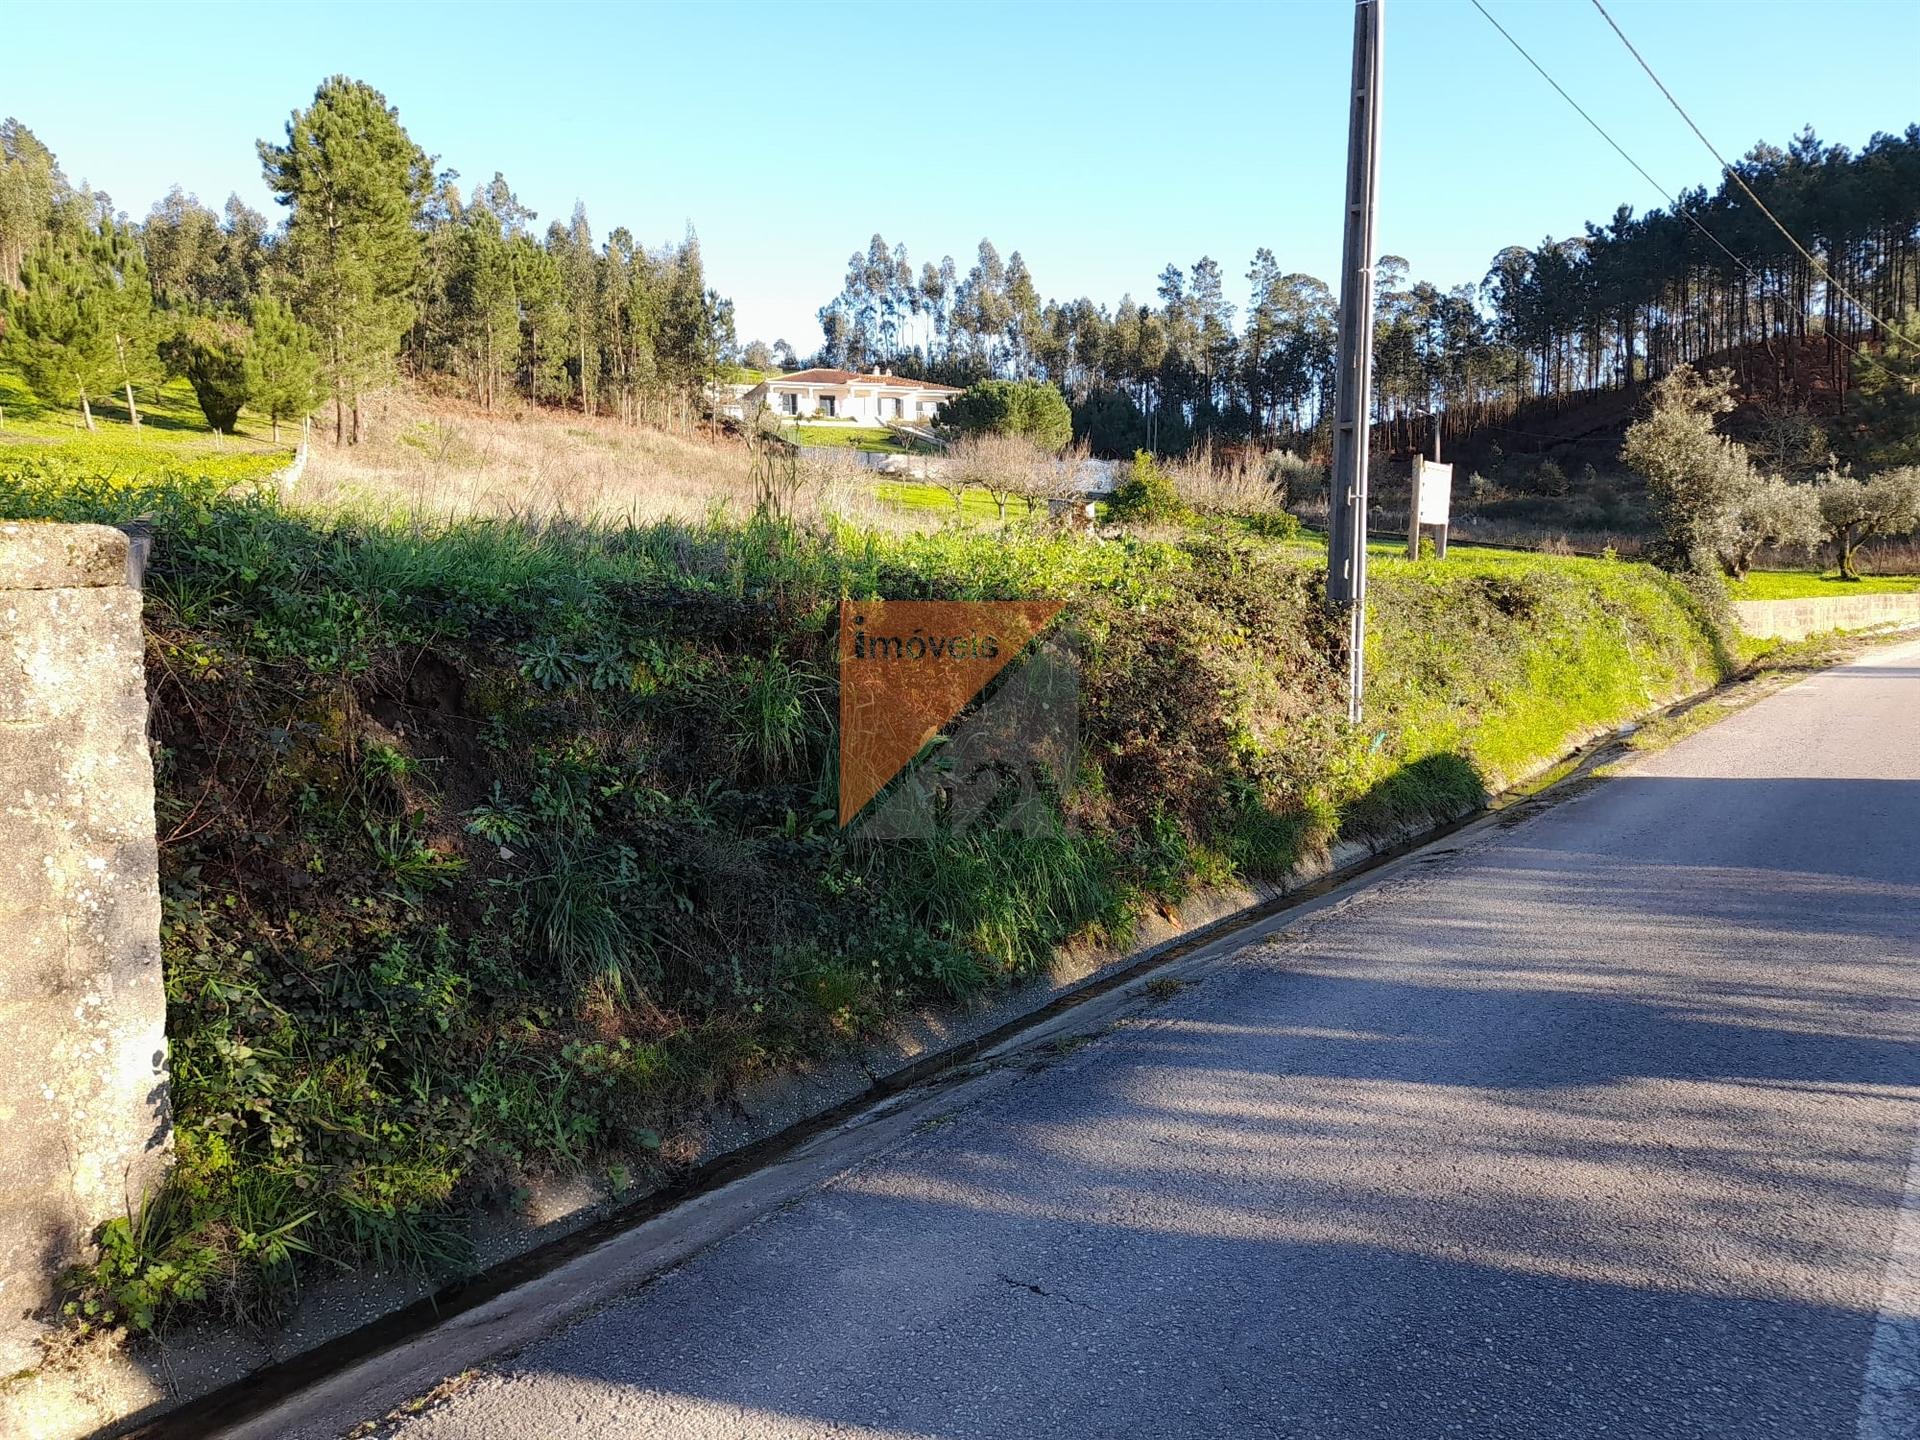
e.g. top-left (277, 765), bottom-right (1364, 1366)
top-left (767, 368), bottom-right (963, 393)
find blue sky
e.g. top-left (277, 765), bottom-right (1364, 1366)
top-left (12, 0), bottom-right (1917, 352)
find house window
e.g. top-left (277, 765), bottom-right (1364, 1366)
top-left (820, 396), bottom-right (836, 417)
top-left (890, 397), bottom-right (902, 418)
top-left (782, 393), bottom-right (798, 415)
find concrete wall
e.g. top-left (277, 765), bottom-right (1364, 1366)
top-left (0, 522), bottom-right (169, 1373)
top-left (1734, 592), bottom-right (1920, 641)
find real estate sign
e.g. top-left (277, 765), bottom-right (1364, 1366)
top-left (1417, 460), bottom-right (1453, 526)
top-left (1406, 459), bottom-right (1454, 560)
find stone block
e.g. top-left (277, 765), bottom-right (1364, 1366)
top-left (0, 524), bottom-right (168, 1374)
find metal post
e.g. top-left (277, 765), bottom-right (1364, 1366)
top-left (1326, 0), bottom-right (1384, 724)
top-left (1406, 459), bottom-right (1423, 561)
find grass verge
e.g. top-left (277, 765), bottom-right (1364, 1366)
top-left (0, 446), bottom-right (1727, 1342)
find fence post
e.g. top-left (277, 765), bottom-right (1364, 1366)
top-left (0, 521), bottom-right (169, 1370)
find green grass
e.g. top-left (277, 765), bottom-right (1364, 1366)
top-left (0, 440), bottom-right (1729, 1341)
top-left (0, 368), bottom-right (290, 450)
top-left (785, 423), bottom-right (922, 454)
top-left (873, 478), bottom-right (1038, 522)
top-left (1730, 568), bottom-right (1920, 600)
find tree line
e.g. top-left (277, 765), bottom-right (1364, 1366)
top-left (0, 77), bottom-right (735, 444)
top-left (806, 125), bottom-right (1920, 458)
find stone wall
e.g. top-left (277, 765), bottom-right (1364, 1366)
top-left (1733, 592), bottom-right (1920, 641)
top-left (0, 522), bottom-right (169, 1373)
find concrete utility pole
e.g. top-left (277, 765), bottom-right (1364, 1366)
top-left (1326, 0), bottom-right (1384, 724)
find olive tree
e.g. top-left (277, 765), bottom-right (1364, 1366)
top-left (1722, 473), bottom-right (1823, 579)
top-left (1816, 467), bottom-right (1920, 579)
top-left (1623, 365), bottom-right (1777, 577)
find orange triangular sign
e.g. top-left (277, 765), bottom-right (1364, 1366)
top-left (839, 598), bottom-right (1061, 825)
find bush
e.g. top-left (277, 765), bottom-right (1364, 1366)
top-left (937, 379), bottom-right (1073, 453)
top-left (1243, 510), bottom-right (1302, 540)
top-left (1106, 451), bottom-right (1189, 523)
top-left (159, 315), bottom-right (252, 433)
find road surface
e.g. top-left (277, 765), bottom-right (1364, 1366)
top-left (366, 637), bottom-right (1920, 1439)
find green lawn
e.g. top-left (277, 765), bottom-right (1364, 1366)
top-left (0, 368), bottom-right (289, 451)
top-left (873, 478), bottom-right (1038, 521)
top-left (786, 423), bottom-right (923, 454)
top-left (1282, 525), bottom-right (1544, 566)
top-left (1731, 569), bottom-right (1920, 600)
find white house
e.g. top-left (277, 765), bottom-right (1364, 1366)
top-left (745, 369), bottom-right (963, 425)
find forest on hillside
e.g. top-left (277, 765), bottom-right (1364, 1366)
top-left (807, 126), bottom-right (1920, 460)
top-left (0, 79), bottom-right (735, 445)
top-left (1, 85), bottom-right (1915, 464)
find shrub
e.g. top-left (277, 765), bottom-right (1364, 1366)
top-left (159, 315), bottom-right (252, 433)
top-left (937, 379), bottom-right (1073, 453)
top-left (1106, 451), bottom-right (1189, 523)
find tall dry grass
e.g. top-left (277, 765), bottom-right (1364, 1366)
top-left (1163, 447), bottom-right (1324, 517)
top-left (293, 390), bottom-right (910, 530)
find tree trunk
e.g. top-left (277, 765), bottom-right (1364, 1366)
top-left (124, 380), bottom-right (141, 428)
top-left (80, 389), bottom-right (95, 432)
top-left (352, 399), bottom-right (363, 446)
top-left (272, 414), bottom-right (281, 442)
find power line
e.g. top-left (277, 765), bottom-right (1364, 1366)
top-left (1467, 0), bottom-right (1745, 277)
top-left (1469, 0), bottom-right (1892, 386)
top-left (1588, 0), bottom-right (1907, 344)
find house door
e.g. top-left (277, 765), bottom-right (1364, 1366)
top-left (821, 396), bottom-right (835, 417)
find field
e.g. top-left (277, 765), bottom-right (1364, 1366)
top-left (0, 370), bottom-right (289, 451)
top-left (0, 384), bottom-right (1900, 1340)
top-left (1730, 569), bottom-right (1920, 600)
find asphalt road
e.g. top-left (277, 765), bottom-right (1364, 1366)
top-left (371, 637), bottom-right (1920, 1440)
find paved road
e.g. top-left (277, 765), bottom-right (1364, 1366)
top-left (372, 638), bottom-right (1920, 1440)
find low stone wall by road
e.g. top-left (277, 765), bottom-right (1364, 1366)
top-left (0, 522), bottom-right (169, 1375)
top-left (1734, 592), bottom-right (1920, 641)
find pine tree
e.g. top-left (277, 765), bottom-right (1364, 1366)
top-left (161, 313), bottom-right (251, 432)
top-left (246, 295), bottom-right (320, 441)
top-left (97, 222), bottom-right (158, 425)
top-left (258, 76), bottom-right (430, 444)
top-left (1, 235), bottom-right (115, 428)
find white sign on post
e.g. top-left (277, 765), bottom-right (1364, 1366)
top-left (1417, 459), bottom-right (1453, 526)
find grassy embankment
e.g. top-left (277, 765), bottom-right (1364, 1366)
top-left (0, 420), bottom-right (1731, 1341)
